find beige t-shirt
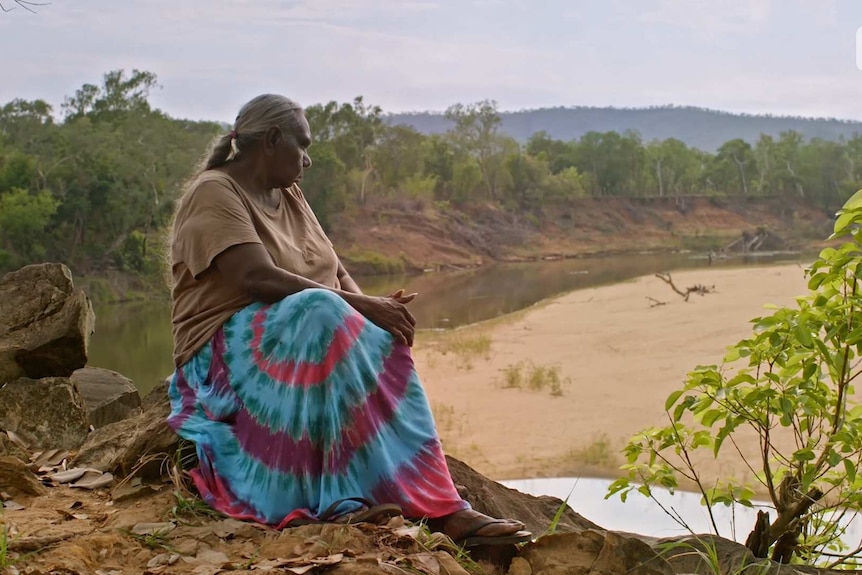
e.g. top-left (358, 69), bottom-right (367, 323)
top-left (170, 170), bottom-right (340, 367)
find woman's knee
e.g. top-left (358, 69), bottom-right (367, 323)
top-left (271, 288), bottom-right (350, 329)
top-left (293, 288), bottom-right (349, 311)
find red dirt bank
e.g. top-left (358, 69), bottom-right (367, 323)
top-left (330, 196), bottom-right (832, 275)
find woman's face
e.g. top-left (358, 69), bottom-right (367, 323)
top-left (269, 111), bottom-right (313, 187)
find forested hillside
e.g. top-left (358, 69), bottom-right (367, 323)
top-left (389, 107), bottom-right (862, 152)
top-left (0, 70), bottom-right (855, 284)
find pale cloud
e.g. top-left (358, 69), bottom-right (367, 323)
top-left (2, 0), bottom-right (862, 122)
top-left (641, 0), bottom-right (774, 33)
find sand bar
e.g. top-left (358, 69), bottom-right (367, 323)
top-left (414, 262), bottom-right (814, 487)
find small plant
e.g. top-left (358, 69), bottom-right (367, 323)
top-left (438, 333), bottom-right (492, 370)
top-left (501, 360), bottom-right (571, 396)
top-left (502, 362), bottom-right (524, 389)
top-left (432, 402), bottom-right (457, 434)
top-left (413, 521), bottom-right (488, 575)
top-left (169, 491), bottom-right (219, 523)
top-left (608, 190), bottom-right (862, 567)
top-left (655, 538), bottom-right (773, 575)
top-left (542, 485), bottom-right (576, 538)
top-left (571, 434), bottom-right (616, 467)
top-left (0, 520), bottom-right (10, 570)
top-left (128, 528), bottom-right (173, 552)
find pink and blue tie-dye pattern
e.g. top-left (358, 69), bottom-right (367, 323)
top-left (167, 288), bottom-right (470, 528)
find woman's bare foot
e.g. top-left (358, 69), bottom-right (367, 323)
top-left (430, 509), bottom-right (527, 543)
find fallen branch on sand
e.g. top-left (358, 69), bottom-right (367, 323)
top-left (645, 297), bottom-right (667, 308)
top-left (654, 273), bottom-right (715, 302)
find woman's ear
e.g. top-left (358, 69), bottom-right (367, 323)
top-left (264, 126), bottom-right (281, 154)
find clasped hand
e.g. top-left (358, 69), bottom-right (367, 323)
top-left (348, 289), bottom-right (418, 346)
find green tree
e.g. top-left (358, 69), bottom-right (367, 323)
top-left (445, 100), bottom-right (507, 199)
top-left (645, 138), bottom-right (700, 197)
top-left (526, 131), bottom-right (577, 174)
top-left (712, 138), bottom-right (756, 196)
top-left (62, 69), bottom-right (159, 120)
top-left (0, 188), bottom-right (58, 267)
top-left (573, 131), bottom-right (645, 197)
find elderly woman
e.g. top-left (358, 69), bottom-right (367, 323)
top-left (166, 94), bottom-right (529, 547)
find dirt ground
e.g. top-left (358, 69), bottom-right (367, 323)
top-left (0, 481), bottom-right (482, 574)
top-left (413, 262), bottom-right (814, 488)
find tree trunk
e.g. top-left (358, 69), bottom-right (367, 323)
top-left (359, 156), bottom-right (374, 205)
top-left (785, 161), bottom-right (804, 198)
top-left (733, 155), bottom-right (749, 196)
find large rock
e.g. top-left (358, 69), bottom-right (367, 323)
top-left (0, 377), bottom-right (90, 450)
top-left (0, 263), bottom-right (95, 382)
top-left (0, 455), bottom-right (47, 497)
top-left (71, 367), bottom-right (142, 428)
top-left (519, 530), bottom-right (673, 575)
top-left (72, 379), bottom-right (178, 476)
top-left (0, 431), bottom-right (28, 460)
top-left (446, 456), bottom-right (600, 538)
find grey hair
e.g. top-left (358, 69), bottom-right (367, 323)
top-left (204, 94), bottom-right (304, 170)
top-left (162, 94), bottom-right (304, 287)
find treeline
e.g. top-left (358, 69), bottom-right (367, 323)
top-left (0, 69), bottom-right (859, 276)
top-left (390, 106), bottom-right (862, 152)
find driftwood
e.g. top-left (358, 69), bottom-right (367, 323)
top-left (645, 296), bottom-right (667, 308)
top-left (723, 228), bottom-right (785, 254)
top-left (655, 273), bottom-right (715, 302)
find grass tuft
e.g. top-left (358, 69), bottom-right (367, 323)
top-left (501, 360), bottom-right (571, 396)
top-left (569, 433), bottom-right (616, 467)
top-left (437, 333), bottom-right (492, 370)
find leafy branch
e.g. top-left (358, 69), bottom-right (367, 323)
top-left (608, 190), bottom-right (862, 567)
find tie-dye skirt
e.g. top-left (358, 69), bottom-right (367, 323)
top-left (167, 288), bottom-right (470, 528)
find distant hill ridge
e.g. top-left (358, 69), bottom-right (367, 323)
top-left (386, 105), bottom-right (862, 152)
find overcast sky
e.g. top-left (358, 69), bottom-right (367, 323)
top-left (3, 0), bottom-right (862, 122)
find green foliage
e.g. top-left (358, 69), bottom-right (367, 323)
top-left (0, 69), bottom-right (221, 276)
top-left (2, 68), bottom-right (859, 278)
top-left (340, 249), bottom-right (405, 276)
top-left (607, 189), bottom-right (862, 566)
top-left (0, 519), bottom-right (9, 569)
top-left (0, 187), bottom-right (58, 267)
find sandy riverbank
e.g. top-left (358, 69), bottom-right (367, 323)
top-left (413, 262), bottom-right (814, 489)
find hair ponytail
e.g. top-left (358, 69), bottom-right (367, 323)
top-left (203, 133), bottom-right (235, 170)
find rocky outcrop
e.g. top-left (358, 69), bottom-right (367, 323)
top-left (0, 264), bottom-right (143, 455)
top-left (0, 263), bottom-right (95, 382)
top-left (0, 377), bottom-right (91, 450)
top-left (72, 379), bottom-right (178, 476)
top-left (0, 431), bottom-right (29, 460)
top-left (71, 367), bottom-right (142, 428)
top-left (519, 530), bottom-right (674, 575)
top-left (0, 455), bottom-right (47, 497)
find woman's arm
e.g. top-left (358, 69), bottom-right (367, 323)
top-left (336, 258), bottom-right (363, 294)
top-left (215, 242), bottom-right (340, 303)
top-left (213, 243), bottom-right (416, 345)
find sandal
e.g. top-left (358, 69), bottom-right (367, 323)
top-left (457, 521), bottom-right (533, 548)
top-left (429, 512), bottom-right (533, 548)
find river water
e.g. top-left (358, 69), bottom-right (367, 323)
top-left (502, 477), bottom-right (862, 550)
top-left (88, 250), bottom-right (807, 395)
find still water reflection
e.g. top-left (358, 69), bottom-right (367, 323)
top-left (502, 477), bottom-right (862, 548)
top-left (88, 251), bottom-right (808, 395)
